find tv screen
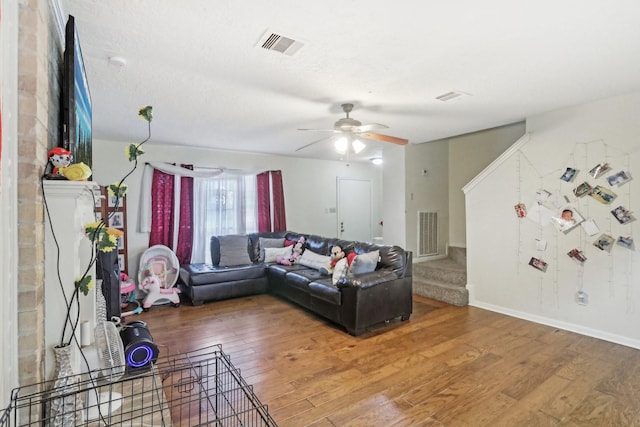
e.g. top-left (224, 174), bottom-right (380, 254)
top-left (62, 15), bottom-right (92, 176)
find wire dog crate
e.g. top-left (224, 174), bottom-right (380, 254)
top-left (1, 345), bottom-right (278, 426)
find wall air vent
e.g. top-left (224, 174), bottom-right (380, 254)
top-left (257, 30), bottom-right (304, 56)
top-left (418, 211), bottom-right (439, 257)
top-left (435, 90), bottom-right (471, 102)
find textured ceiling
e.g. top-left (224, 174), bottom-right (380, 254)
top-left (59, 0), bottom-right (640, 163)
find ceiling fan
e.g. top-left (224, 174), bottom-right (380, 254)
top-left (296, 103), bottom-right (409, 154)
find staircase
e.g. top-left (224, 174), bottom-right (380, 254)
top-left (412, 247), bottom-right (468, 306)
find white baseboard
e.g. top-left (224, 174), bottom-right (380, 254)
top-left (468, 286), bottom-right (640, 350)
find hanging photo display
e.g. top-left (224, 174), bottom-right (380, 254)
top-left (606, 170), bottom-right (631, 187)
top-left (573, 182), bottom-right (593, 198)
top-left (529, 257), bottom-right (548, 272)
top-left (552, 206), bottom-right (584, 233)
top-left (611, 205), bottom-right (635, 224)
top-left (593, 233), bottom-right (615, 252)
top-left (589, 185), bottom-right (617, 204)
top-left (589, 162), bottom-right (610, 179)
top-left (514, 203), bottom-right (527, 218)
top-left (567, 248), bottom-right (587, 264)
top-left (617, 236), bottom-right (634, 250)
top-left (560, 167), bottom-right (578, 182)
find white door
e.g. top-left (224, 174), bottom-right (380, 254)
top-left (337, 178), bottom-right (371, 242)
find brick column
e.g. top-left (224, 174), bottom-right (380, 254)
top-left (17, 0), bottom-right (62, 386)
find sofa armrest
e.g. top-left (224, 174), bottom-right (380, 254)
top-left (337, 269), bottom-right (398, 289)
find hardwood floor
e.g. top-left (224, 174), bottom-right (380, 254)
top-left (137, 293), bottom-right (640, 426)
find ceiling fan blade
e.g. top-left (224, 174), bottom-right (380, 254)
top-left (295, 136), bottom-right (335, 152)
top-left (361, 132), bottom-right (409, 145)
top-left (297, 128), bottom-right (339, 132)
top-left (354, 123), bottom-right (388, 133)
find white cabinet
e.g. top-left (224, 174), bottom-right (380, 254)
top-left (43, 180), bottom-right (98, 379)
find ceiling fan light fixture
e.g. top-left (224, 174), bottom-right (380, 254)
top-left (352, 139), bottom-right (366, 154)
top-left (335, 137), bottom-right (348, 154)
top-left (370, 157), bottom-right (383, 165)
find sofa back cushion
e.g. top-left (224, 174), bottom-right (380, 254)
top-left (257, 237), bottom-right (286, 262)
top-left (210, 235), bottom-right (252, 267)
top-left (353, 242), bottom-right (407, 276)
top-left (248, 231), bottom-right (287, 262)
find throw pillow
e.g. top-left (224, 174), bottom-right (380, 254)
top-left (264, 245), bottom-right (293, 263)
top-left (218, 235), bottom-right (251, 267)
top-left (348, 250), bottom-right (380, 275)
top-left (258, 237), bottom-right (285, 262)
top-left (332, 257), bottom-right (348, 285)
top-left (299, 249), bottom-right (332, 272)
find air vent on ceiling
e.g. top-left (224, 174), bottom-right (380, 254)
top-left (435, 90), bottom-right (469, 102)
top-left (257, 30), bottom-right (304, 56)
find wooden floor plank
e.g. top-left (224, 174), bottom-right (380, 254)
top-left (137, 293), bottom-right (640, 426)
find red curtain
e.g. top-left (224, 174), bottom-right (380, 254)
top-left (257, 172), bottom-right (271, 232)
top-left (149, 169), bottom-right (174, 247)
top-left (149, 165), bottom-right (194, 264)
top-left (175, 166), bottom-right (194, 264)
top-left (256, 170), bottom-right (286, 232)
top-left (271, 170), bottom-right (286, 232)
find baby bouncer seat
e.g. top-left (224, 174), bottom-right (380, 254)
top-left (138, 245), bottom-right (181, 310)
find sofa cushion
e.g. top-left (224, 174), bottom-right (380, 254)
top-left (309, 279), bottom-right (341, 305)
top-left (349, 250), bottom-right (380, 275)
top-left (264, 245), bottom-right (292, 263)
top-left (299, 250), bottom-right (331, 272)
top-left (258, 237), bottom-right (285, 262)
top-left (285, 268), bottom-right (326, 291)
top-left (332, 257), bottom-right (349, 284)
top-left (218, 235), bottom-right (252, 267)
top-left (180, 263), bottom-right (265, 286)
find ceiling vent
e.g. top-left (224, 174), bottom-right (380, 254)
top-left (435, 91), bottom-right (469, 102)
top-left (257, 30), bottom-right (304, 56)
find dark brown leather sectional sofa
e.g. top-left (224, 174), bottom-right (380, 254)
top-left (179, 231), bottom-right (413, 336)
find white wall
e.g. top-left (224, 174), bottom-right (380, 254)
top-left (381, 144), bottom-right (407, 248)
top-left (92, 140), bottom-right (383, 280)
top-left (465, 91), bottom-right (640, 348)
top-left (448, 122), bottom-right (525, 248)
top-left (404, 140), bottom-right (450, 259)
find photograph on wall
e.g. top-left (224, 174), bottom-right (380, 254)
top-left (573, 182), bottom-right (593, 198)
top-left (535, 238), bottom-right (547, 251)
top-left (606, 170), bottom-right (631, 187)
top-left (593, 233), bottom-right (615, 252)
top-left (109, 212), bottom-right (124, 229)
top-left (611, 205), bottom-right (635, 224)
top-left (93, 189), bottom-right (103, 208)
top-left (108, 194), bottom-right (123, 208)
top-left (117, 236), bottom-right (125, 250)
top-left (617, 236), bottom-right (634, 250)
top-left (118, 254), bottom-right (125, 272)
top-left (95, 212), bottom-right (102, 222)
top-left (581, 219), bottom-right (600, 236)
top-left (589, 162), bottom-right (610, 179)
top-left (525, 202), bottom-right (555, 226)
top-left (529, 257), bottom-right (548, 272)
top-left (514, 203), bottom-right (527, 218)
top-left (551, 206), bottom-right (584, 233)
top-left (567, 248), bottom-right (587, 264)
top-left (560, 167), bottom-right (578, 182)
top-left (589, 185), bottom-right (617, 205)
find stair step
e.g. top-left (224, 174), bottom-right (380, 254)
top-left (413, 259), bottom-right (467, 286)
top-left (413, 277), bottom-right (469, 307)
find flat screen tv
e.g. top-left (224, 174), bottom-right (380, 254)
top-left (62, 15), bottom-right (92, 176)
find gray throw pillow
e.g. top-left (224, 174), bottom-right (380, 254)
top-left (218, 235), bottom-right (251, 267)
top-left (258, 237), bottom-right (285, 262)
top-left (348, 250), bottom-right (380, 275)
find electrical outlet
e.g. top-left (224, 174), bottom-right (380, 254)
top-left (575, 291), bottom-right (588, 306)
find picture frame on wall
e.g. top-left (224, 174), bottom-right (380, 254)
top-left (117, 254), bottom-right (125, 272)
top-left (108, 194), bottom-right (123, 208)
top-left (109, 212), bottom-right (124, 228)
